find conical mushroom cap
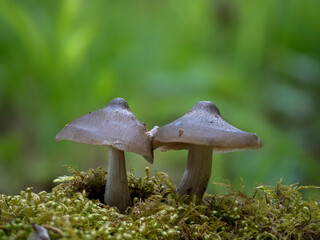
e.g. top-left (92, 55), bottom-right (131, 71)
top-left (56, 98), bottom-right (153, 163)
top-left (153, 101), bottom-right (262, 152)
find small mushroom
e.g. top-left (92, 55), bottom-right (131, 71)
top-left (56, 97), bottom-right (153, 212)
top-left (153, 101), bottom-right (262, 199)
top-left (32, 224), bottom-right (50, 240)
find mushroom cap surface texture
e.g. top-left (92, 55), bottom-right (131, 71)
top-left (56, 97), bottom-right (153, 163)
top-left (153, 101), bottom-right (262, 152)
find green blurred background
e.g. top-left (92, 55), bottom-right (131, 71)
top-left (0, 0), bottom-right (319, 198)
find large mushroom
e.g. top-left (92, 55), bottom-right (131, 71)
top-left (56, 97), bottom-right (153, 213)
top-left (153, 101), bottom-right (262, 199)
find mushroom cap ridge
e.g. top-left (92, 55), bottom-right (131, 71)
top-left (56, 97), bottom-right (153, 163)
top-left (153, 101), bottom-right (262, 152)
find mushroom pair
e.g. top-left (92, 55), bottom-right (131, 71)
top-left (56, 98), bottom-right (262, 212)
top-left (56, 98), bottom-right (153, 213)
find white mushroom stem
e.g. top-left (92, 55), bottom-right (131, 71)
top-left (104, 146), bottom-right (132, 213)
top-left (177, 145), bottom-right (213, 198)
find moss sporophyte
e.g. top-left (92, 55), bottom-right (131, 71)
top-left (0, 166), bottom-right (319, 239)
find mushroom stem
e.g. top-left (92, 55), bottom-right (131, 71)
top-left (177, 145), bottom-right (213, 199)
top-left (104, 146), bottom-right (132, 213)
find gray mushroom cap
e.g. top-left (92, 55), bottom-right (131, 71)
top-left (56, 97), bottom-right (153, 163)
top-left (153, 101), bottom-right (262, 152)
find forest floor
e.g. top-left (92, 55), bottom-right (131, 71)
top-left (1, 166), bottom-right (319, 239)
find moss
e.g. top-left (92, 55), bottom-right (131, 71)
top-left (0, 167), bottom-right (319, 240)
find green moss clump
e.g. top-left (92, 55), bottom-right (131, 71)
top-left (1, 167), bottom-right (319, 239)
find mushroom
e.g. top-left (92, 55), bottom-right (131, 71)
top-left (32, 224), bottom-right (50, 240)
top-left (56, 97), bottom-right (153, 212)
top-left (153, 101), bottom-right (262, 199)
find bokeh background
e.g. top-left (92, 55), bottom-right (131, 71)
top-left (0, 0), bottom-right (319, 198)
